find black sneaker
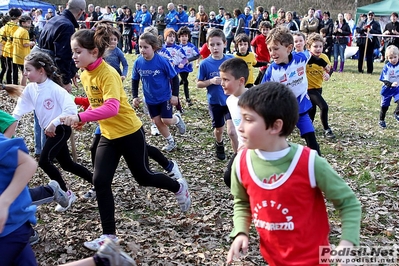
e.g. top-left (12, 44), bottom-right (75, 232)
top-left (186, 98), bottom-right (193, 106)
top-left (30, 230), bottom-right (40, 245)
top-left (215, 141), bottom-right (226, 160)
top-left (324, 129), bottom-right (336, 139)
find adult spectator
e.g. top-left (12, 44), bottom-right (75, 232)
top-left (111, 5), bottom-right (118, 20)
top-left (262, 11), bottom-right (271, 24)
top-left (216, 6), bottom-right (226, 28)
top-left (99, 6), bottom-right (114, 22)
top-left (188, 7), bottom-right (196, 31)
top-left (149, 5), bottom-right (157, 24)
top-left (34, 9), bottom-right (45, 35)
top-left (332, 13), bottom-right (351, 72)
top-left (233, 8), bottom-right (245, 36)
top-left (139, 4), bottom-right (152, 33)
top-left (300, 7), bottom-right (319, 36)
top-left (274, 8), bottom-right (286, 27)
top-left (33, 0), bottom-right (86, 93)
top-left (177, 4), bottom-right (188, 29)
top-left (155, 5), bottom-right (166, 40)
top-left (286, 11), bottom-right (299, 33)
top-left (320, 11), bottom-right (334, 60)
top-left (45, 9), bottom-right (54, 20)
top-left (86, 4), bottom-right (97, 28)
top-left (95, 6), bottom-right (102, 17)
top-left (356, 11), bottom-right (381, 74)
top-left (383, 12), bottom-right (399, 49)
top-left (345, 13), bottom-right (355, 33)
top-left (116, 6), bottom-right (126, 48)
top-left (121, 8), bottom-right (134, 53)
top-left (315, 10), bottom-right (323, 31)
top-left (205, 11), bottom-right (218, 33)
top-left (243, 6), bottom-right (252, 35)
top-left (196, 5), bottom-right (208, 46)
top-left (223, 12), bottom-right (234, 53)
top-left (57, 5), bottom-right (65, 15)
top-left (133, 3), bottom-right (142, 35)
top-left (292, 11), bottom-right (301, 27)
top-left (165, 3), bottom-right (179, 31)
top-left (270, 6), bottom-right (277, 26)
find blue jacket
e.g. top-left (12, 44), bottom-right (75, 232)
top-left (165, 9), bottom-right (179, 30)
top-left (177, 11), bottom-right (188, 29)
top-left (37, 9), bottom-right (79, 85)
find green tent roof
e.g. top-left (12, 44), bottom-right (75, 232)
top-left (356, 0), bottom-right (398, 17)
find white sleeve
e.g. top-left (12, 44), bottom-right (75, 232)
top-left (49, 89), bottom-right (77, 127)
top-left (12, 87), bottom-right (35, 120)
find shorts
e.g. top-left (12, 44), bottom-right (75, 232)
top-left (208, 104), bottom-right (231, 128)
top-left (147, 100), bottom-right (173, 119)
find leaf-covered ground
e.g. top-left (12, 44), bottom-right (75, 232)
top-left (1, 59), bottom-right (399, 265)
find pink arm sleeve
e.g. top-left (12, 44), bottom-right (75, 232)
top-left (78, 98), bottom-right (120, 122)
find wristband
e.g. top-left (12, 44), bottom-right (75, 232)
top-left (77, 114), bottom-right (81, 122)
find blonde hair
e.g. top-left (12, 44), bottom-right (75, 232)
top-left (386, 45), bottom-right (399, 57)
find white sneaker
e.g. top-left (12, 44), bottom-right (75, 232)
top-left (150, 124), bottom-right (160, 136)
top-left (174, 113), bottom-right (186, 134)
top-left (175, 178), bottom-right (191, 212)
top-left (96, 238), bottom-right (137, 266)
top-left (162, 139), bottom-right (176, 152)
top-left (167, 160), bottom-right (182, 180)
top-left (83, 188), bottom-right (96, 200)
top-left (48, 180), bottom-right (68, 208)
top-left (55, 190), bottom-right (77, 212)
top-left (84, 234), bottom-right (118, 251)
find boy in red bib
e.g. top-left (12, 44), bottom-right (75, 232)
top-left (227, 82), bottom-right (361, 266)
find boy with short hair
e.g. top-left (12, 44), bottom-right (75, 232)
top-left (379, 45), bottom-right (399, 129)
top-left (219, 57), bottom-right (248, 187)
top-left (226, 82), bottom-right (361, 265)
top-left (197, 28), bottom-right (237, 160)
top-left (262, 26), bottom-right (323, 155)
top-left (250, 21), bottom-right (272, 84)
top-left (234, 33), bottom-right (268, 88)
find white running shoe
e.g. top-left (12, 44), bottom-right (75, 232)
top-left (48, 180), bottom-right (69, 208)
top-left (175, 178), bottom-right (191, 212)
top-left (174, 113), bottom-right (186, 134)
top-left (84, 234), bottom-right (118, 251)
top-left (162, 139), bottom-right (177, 152)
top-left (55, 190), bottom-right (77, 212)
top-left (150, 124), bottom-right (160, 136)
top-left (96, 238), bottom-right (137, 266)
top-left (167, 160), bottom-right (182, 180)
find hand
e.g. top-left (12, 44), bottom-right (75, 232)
top-left (63, 83), bottom-right (72, 93)
top-left (178, 63), bottom-right (184, 69)
top-left (323, 72), bottom-right (330, 81)
top-left (0, 204), bottom-right (9, 234)
top-left (170, 95), bottom-right (178, 106)
top-left (392, 82), bottom-right (398, 87)
top-left (60, 115), bottom-right (79, 127)
top-left (121, 76), bottom-right (126, 81)
top-left (212, 76), bottom-right (222, 85)
top-left (45, 123), bottom-right (56, 137)
top-left (132, 97), bottom-right (141, 108)
top-left (334, 240), bottom-right (355, 266)
top-left (226, 234), bottom-right (249, 264)
top-left (72, 121), bottom-right (86, 130)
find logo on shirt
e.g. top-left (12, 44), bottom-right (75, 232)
top-left (279, 74), bottom-right (287, 83)
top-left (91, 85), bottom-right (99, 91)
top-left (262, 173), bottom-right (284, 184)
top-left (43, 98), bottom-right (54, 110)
top-left (252, 200), bottom-right (294, 231)
top-left (297, 66), bottom-right (304, 76)
top-left (289, 71), bottom-right (296, 78)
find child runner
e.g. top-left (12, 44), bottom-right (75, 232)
top-left (250, 21), bottom-right (272, 85)
top-left (306, 33), bottom-right (335, 138)
top-left (226, 82), bottom-right (361, 265)
top-left (103, 25), bottom-right (128, 81)
top-left (177, 26), bottom-right (200, 106)
top-left (12, 52), bottom-right (93, 212)
top-left (234, 33), bottom-right (268, 88)
top-left (379, 45), bottom-right (399, 129)
top-left (163, 28), bottom-right (188, 113)
top-left (293, 31), bottom-right (306, 53)
top-left (12, 15), bottom-right (35, 86)
top-left (61, 23), bottom-right (191, 251)
top-left (0, 133), bottom-right (136, 265)
top-left (262, 27), bottom-right (325, 155)
top-left (219, 57), bottom-right (248, 187)
top-left (132, 32), bottom-right (187, 152)
top-left (197, 28), bottom-right (238, 160)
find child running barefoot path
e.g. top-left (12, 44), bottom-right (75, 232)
top-left (227, 83), bottom-right (361, 265)
top-left (12, 52), bottom-right (93, 212)
top-left (61, 23), bottom-right (190, 251)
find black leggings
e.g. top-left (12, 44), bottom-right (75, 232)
top-left (94, 127), bottom-right (180, 234)
top-left (38, 125), bottom-right (93, 191)
top-left (307, 88), bottom-right (330, 130)
top-left (0, 56), bottom-right (7, 82)
top-left (179, 71), bottom-right (190, 100)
